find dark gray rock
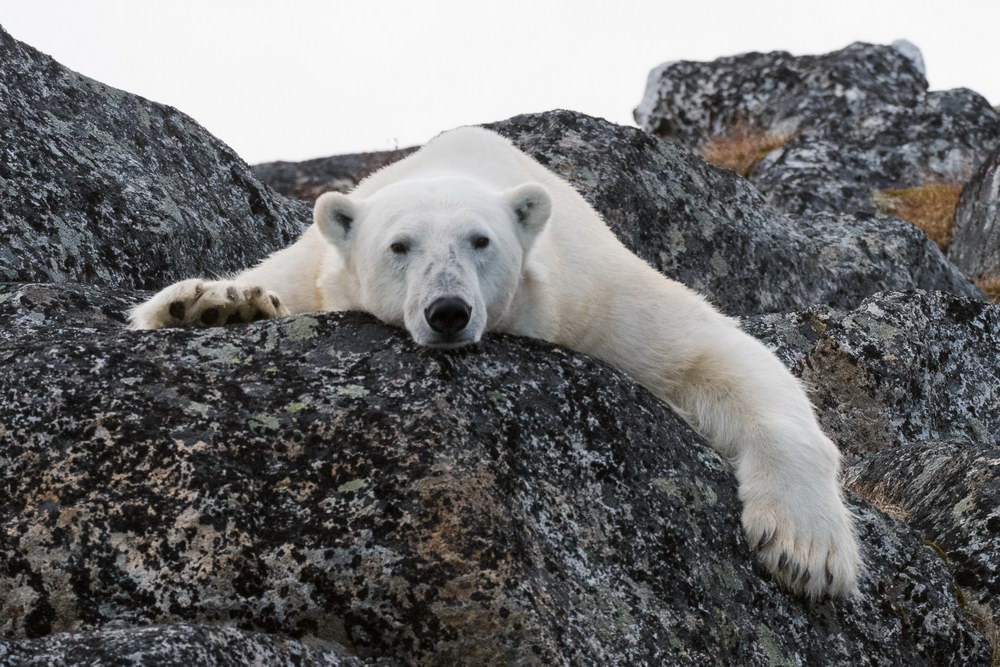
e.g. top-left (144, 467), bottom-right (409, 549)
top-left (0, 25), bottom-right (309, 290)
top-left (635, 42), bottom-right (1000, 217)
top-left (845, 442), bottom-right (1000, 622)
top-left (951, 144), bottom-right (1000, 284)
top-left (486, 110), bottom-right (981, 315)
top-left (745, 290), bottom-right (1000, 630)
top-left (0, 284), bottom-right (990, 665)
top-left (0, 623), bottom-right (387, 666)
top-left (253, 148), bottom-right (418, 204)
top-left (743, 290), bottom-right (1000, 462)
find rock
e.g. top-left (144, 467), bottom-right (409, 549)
top-left (0, 623), bottom-right (387, 666)
top-left (950, 144), bottom-right (1000, 288)
top-left (0, 284), bottom-right (990, 665)
top-left (635, 42), bottom-right (1000, 217)
top-left (743, 290), bottom-right (1000, 462)
top-left (845, 442), bottom-right (1000, 623)
top-left (486, 110), bottom-right (981, 315)
top-left (0, 26), bottom-right (309, 290)
top-left (745, 290), bottom-right (1000, 630)
top-left (891, 39), bottom-right (926, 76)
top-left (253, 148), bottom-right (418, 204)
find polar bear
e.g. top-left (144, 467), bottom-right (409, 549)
top-left (131, 126), bottom-right (861, 598)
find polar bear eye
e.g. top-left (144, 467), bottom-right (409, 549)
top-left (390, 242), bottom-right (409, 255)
top-left (472, 236), bottom-right (490, 250)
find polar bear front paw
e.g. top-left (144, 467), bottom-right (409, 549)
top-left (129, 279), bottom-right (290, 330)
top-left (740, 479), bottom-right (861, 599)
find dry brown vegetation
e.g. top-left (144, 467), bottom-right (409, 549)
top-left (873, 183), bottom-right (964, 251)
top-left (976, 276), bottom-right (1000, 302)
top-left (846, 480), bottom-right (912, 522)
top-left (700, 122), bottom-right (793, 176)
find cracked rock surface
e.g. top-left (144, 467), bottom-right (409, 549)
top-left (635, 42), bottom-right (1000, 218)
top-left (951, 144), bottom-right (1000, 283)
top-left (846, 442), bottom-right (1000, 622)
top-left (0, 283), bottom-right (991, 665)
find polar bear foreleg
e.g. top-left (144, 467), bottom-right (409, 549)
top-left (585, 277), bottom-right (861, 598)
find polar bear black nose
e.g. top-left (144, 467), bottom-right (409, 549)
top-left (425, 297), bottom-right (471, 335)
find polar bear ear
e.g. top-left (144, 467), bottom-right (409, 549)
top-left (504, 183), bottom-right (551, 243)
top-left (315, 192), bottom-right (361, 252)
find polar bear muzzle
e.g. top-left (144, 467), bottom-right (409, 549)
top-left (424, 296), bottom-right (472, 336)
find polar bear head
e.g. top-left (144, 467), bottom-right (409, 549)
top-left (314, 177), bottom-right (551, 347)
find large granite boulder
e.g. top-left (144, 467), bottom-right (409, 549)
top-left (951, 144), bottom-right (1000, 293)
top-left (0, 25), bottom-right (309, 290)
top-left (635, 42), bottom-right (1000, 217)
top-left (0, 282), bottom-right (991, 665)
top-left (253, 147), bottom-right (418, 203)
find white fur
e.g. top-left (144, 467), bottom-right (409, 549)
top-left (131, 126), bottom-right (861, 598)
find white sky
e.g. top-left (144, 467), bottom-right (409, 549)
top-left (3, 0), bottom-right (998, 164)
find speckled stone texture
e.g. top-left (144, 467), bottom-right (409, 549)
top-left (0, 26), bottom-right (309, 289)
top-left (846, 442), bottom-right (1000, 622)
top-left (743, 290), bottom-right (1000, 462)
top-left (0, 284), bottom-right (991, 665)
top-left (487, 110), bottom-right (981, 314)
top-left (253, 148), bottom-right (418, 203)
top-left (951, 144), bottom-right (1000, 282)
top-left (745, 291), bottom-right (1000, 632)
top-left (635, 42), bottom-right (1000, 217)
top-left (0, 622), bottom-right (387, 666)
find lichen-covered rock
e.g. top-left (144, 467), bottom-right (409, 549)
top-left (743, 290), bottom-right (1000, 462)
top-left (0, 26), bottom-right (309, 289)
top-left (253, 148), bottom-right (418, 203)
top-left (746, 290), bottom-right (1000, 643)
top-left (0, 284), bottom-right (989, 665)
top-left (951, 144), bottom-right (1000, 283)
top-left (0, 623), bottom-right (387, 666)
top-left (635, 42), bottom-right (1000, 217)
top-left (486, 110), bottom-right (980, 314)
top-left (845, 442), bottom-right (1000, 622)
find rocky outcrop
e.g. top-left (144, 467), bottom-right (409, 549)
top-left (0, 282), bottom-right (991, 665)
top-left (0, 25), bottom-right (309, 290)
top-left (2, 27), bottom-right (998, 665)
top-left (635, 42), bottom-right (1000, 217)
top-left (486, 110), bottom-right (980, 314)
top-left (0, 623), bottom-right (385, 666)
top-left (253, 147), bottom-right (417, 203)
top-left (951, 144), bottom-right (1000, 285)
